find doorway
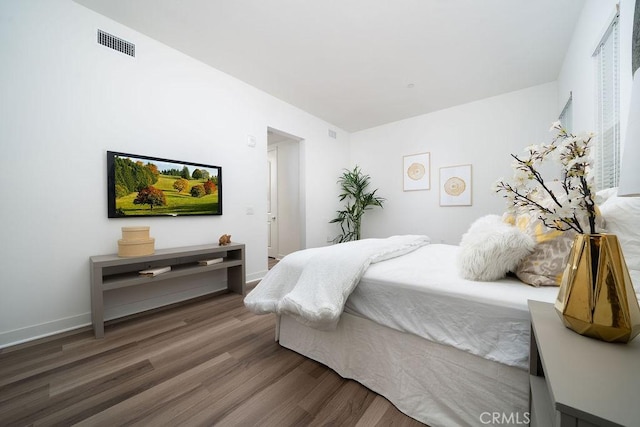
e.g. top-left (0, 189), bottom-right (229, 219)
top-left (267, 146), bottom-right (278, 258)
top-left (267, 128), bottom-right (303, 261)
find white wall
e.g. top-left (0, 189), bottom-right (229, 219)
top-left (349, 83), bottom-right (558, 244)
top-left (558, 0), bottom-right (635, 146)
top-left (0, 0), bottom-right (348, 347)
top-left (348, 0), bottom-right (638, 245)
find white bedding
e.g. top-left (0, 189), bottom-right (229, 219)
top-left (345, 244), bottom-right (559, 369)
top-left (244, 235), bottom-right (430, 329)
top-left (274, 241), bottom-right (640, 425)
top-left (278, 312), bottom-right (529, 427)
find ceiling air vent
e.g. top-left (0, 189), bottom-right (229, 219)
top-left (97, 29), bottom-right (135, 57)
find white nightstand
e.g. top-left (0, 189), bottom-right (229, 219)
top-left (528, 300), bottom-right (640, 427)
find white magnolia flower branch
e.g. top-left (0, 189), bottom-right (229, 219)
top-left (494, 121), bottom-right (597, 235)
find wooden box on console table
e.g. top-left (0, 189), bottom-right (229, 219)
top-left (90, 243), bottom-right (245, 338)
top-left (118, 226), bottom-right (155, 257)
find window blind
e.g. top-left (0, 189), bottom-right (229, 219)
top-left (559, 93), bottom-right (573, 133)
top-left (593, 14), bottom-right (620, 190)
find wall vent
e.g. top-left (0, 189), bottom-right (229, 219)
top-left (97, 29), bottom-right (135, 57)
top-left (328, 129), bottom-right (337, 139)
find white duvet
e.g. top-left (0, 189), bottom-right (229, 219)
top-left (244, 235), bottom-right (430, 329)
top-left (346, 244), bottom-right (560, 368)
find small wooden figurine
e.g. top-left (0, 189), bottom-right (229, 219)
top-left (218, 234), bottom-right (231, 246)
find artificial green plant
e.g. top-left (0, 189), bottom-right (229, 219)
top-left (330, 165), bottom-right (385, 243)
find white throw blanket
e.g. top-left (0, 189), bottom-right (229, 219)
top-left (244, 235), bottom-right (430, 330)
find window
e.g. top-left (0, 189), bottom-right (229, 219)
top-left (559, 93), bottom-right (573, 133)
top-left (593, 13), bottom-right (620, 190)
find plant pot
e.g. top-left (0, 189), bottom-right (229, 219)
top-left (555, 233), bottom-right (640, 343)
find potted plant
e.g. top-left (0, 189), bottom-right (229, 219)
top-left (330, 166), bottom-right (385, 243)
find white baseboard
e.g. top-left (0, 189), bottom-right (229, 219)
top-left (247, 270), bottom-right (268, 282)
top-left (0, 313), bottom-right (91, 349)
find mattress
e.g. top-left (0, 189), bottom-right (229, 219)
top-left (344, 244), bottom-right (559, 369)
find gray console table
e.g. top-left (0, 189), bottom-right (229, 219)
top-left (90, 243), bottom-right (245, 338)
top-left (528, 300), bottom-right (640, 427)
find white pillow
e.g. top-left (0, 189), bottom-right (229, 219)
top-left (457, 215), bottom-right (536, 281)
top-left (595, 187), bottom-right (618, 205)
top-left (599, 193), bottom-right (640, 271)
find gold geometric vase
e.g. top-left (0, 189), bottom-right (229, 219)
top-left (555, 233), bottom-right (640, 343)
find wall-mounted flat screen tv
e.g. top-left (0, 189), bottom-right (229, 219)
top-left (107, 151), bottom-right (222, 218)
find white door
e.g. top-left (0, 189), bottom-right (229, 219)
top-left (267, 147), bottom-right (279, 258)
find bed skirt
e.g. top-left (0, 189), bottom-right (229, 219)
top-left (277, 312), bottom-right (529, 427)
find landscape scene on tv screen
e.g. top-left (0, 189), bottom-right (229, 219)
top-left (108, 151), bottom-right (222, 217)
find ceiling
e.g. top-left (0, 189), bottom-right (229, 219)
top-left (74, 0), bottom-right (586, 132)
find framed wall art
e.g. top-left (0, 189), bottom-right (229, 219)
top-left (403, 152), bottom-right (430, 191)
top-left (439, 164), bottom-right (472, 206)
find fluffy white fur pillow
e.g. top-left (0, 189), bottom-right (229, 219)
top-left (457, 215), bottom-right (536, 281)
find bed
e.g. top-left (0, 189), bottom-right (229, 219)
top-left (273, 244), bottom-right (557, 426)
top-left (245, 197), bottom-right (640, 426)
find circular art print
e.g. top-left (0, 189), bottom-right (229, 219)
top-left (444, 176), bottom-right (466, 196)
top-left (403, 153), bottom-right (430, 191)
top-left (406, 163), bottom-right (426, 180)
top-left (439, 164), bottom-right (472, 206)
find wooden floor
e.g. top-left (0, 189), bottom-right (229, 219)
top-left (0, 290), bottom-right (426, 426)
top-left (268, 256), bottom-right (279, 269)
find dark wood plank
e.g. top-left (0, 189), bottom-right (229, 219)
top-left (0, 292), bottom-right (427, 426)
